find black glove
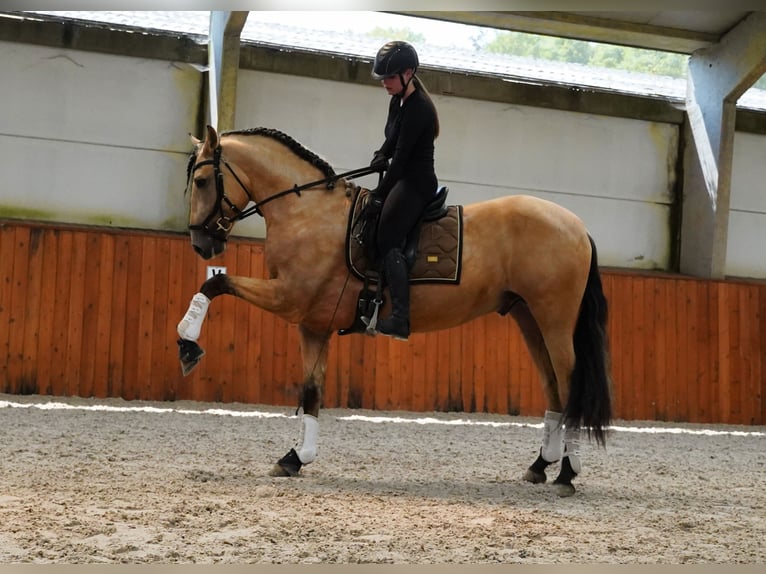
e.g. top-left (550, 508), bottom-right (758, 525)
top-left (370, 151), bottom-right (389, 172)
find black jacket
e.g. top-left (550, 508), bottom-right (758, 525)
top-left (375, 88), bottom-right (437, 197)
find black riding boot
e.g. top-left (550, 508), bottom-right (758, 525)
top-left (377, 248), bottom-right (410, 340)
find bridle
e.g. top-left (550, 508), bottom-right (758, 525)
top-left (188, 144), bottom-right (380, 241)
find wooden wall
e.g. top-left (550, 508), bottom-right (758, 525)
top-left (1, 220), bottom-right (764, 425)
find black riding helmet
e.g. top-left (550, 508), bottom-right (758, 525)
top-left (371, 40), bottom-right (419, 81)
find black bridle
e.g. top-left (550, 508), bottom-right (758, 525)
top-left (188, 144), bottom-right (380, 240)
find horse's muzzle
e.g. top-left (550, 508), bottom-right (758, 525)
top-left (190, 229), bottom-right (226, 260)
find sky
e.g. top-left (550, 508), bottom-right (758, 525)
top-left (28, 10), bottom-right (490, 51)
top-left (246, 11), bottom-right (489, 50)
top-left (22, 10), bottom-right (766, 108)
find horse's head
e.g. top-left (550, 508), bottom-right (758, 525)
top-left (187, 125), bottom-right (252, 260)
top-left (186, 124), bottom-right (355, 261)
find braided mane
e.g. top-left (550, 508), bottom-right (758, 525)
top-left (222, 127), bottom-right (336, 179)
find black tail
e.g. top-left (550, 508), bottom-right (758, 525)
top-left (563, 235), bottom-right (612, 446)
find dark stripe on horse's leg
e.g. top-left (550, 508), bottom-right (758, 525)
top-left (300, 375), bottom-right (321, 417)
top-left (200, 272), bottom-right (234, 300)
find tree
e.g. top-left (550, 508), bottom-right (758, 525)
top-left (367, 27), bottom-right (425, 44)
top-left (484, 31), bottom-right (689, 79)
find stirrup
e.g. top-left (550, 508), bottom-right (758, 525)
top-left (360, 296), bottom-right (383, 336)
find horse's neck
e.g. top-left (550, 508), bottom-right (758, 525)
top-left (246, 155), bottom-right (349, 270)
top-left (223, 135), bottom-right (348, 268)
top-left (262, 177), bottom-right (350, 243)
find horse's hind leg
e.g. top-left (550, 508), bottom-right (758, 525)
top-left (270, 325), bottom-right (328, 477)
top-left (538, 326), bottom-right (581, 497)
top-left (510, 303), bottom-right (566, 486)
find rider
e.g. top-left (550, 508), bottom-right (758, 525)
top-left (368, 40), bottom-right (440, 341)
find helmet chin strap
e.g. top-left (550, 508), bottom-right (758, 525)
top-left (397, 72), bottom-right (415, 98)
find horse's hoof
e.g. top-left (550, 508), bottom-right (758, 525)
top-left (268, 464), bottom-right (294, 477)
top-left (522, 469), bottom-right (547, 484)
top-left (269, 448), bottom-right (302, 477)
top-left (552, 481), bottom-right (576, 497)
top-left (178, 339), bottom-right (205, 376)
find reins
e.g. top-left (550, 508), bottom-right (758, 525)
top-left (189, 144), bottom-right (381, 237)
top-left (189, 143), bottom-right (377, 415)
top-left (237, 164), bottom-right (380, 222)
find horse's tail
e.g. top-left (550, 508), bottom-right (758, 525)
top-left (563, 234), bottom-right (612, 446)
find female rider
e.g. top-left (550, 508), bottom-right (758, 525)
top-left (368, 40), bottom-right (440, 340)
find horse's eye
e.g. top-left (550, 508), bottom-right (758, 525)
top-left (194, 177), bottom-right (207, 188)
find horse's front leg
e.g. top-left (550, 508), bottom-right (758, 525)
top-left (176, 272), bottom-right (287, 374)
top-left (270, 325), bottom-right (329, 477)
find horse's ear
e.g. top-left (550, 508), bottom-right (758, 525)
top-left (205, 124), bottom-right (219, 150)
top-left (190, 133), bottom-right (202, 147)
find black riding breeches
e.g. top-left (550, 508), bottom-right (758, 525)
top-left (376, 179), bottom-right (435, 255)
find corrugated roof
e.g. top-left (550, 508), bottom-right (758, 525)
top-left (25, 11), bottom-right (766, 110)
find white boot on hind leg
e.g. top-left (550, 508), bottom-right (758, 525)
top-left (551, 426), bottom-right (582, 497)
top-left (522, 410), bottom-right (565, 484)
top-left (563, 426), bottom-right (582, 475)
top-left (541, 410), bottom-right (564, 463)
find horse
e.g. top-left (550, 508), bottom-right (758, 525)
top-left (176, 124), bottom-right (612, 497)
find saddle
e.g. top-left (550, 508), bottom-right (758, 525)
top-left (339, 186), bottom-right (464, 336)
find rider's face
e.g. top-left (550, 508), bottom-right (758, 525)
top-left (381, 69), bottom-right (413, 94)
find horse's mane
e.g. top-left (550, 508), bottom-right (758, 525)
top-left (223, 127), bottom-right (336, 179)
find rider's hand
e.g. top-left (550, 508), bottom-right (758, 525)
top-left (370, 152), bottom-right (389, 172)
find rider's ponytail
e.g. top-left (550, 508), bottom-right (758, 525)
top-left (413, 75), bottom-right (440, 139)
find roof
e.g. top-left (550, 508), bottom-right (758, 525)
top-left (20, 11), bottom-right (766, 110)
top-left (392, 11), bottom-right (755, 54)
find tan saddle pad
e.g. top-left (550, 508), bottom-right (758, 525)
top-left (346, 189), bottom-right (463, 284)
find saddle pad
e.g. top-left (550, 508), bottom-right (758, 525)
top-left (346, 189), bottom-right (463, 284)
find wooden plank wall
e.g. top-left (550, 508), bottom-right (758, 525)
top-left (1, 220), bottom-right (764, 425)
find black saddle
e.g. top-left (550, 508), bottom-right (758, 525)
top-left (339, 185), bottom-right (450, 337)
top-left (422, 186), bottom-right (450, 221)
top-left (403, 186), bottom-right (449, 268)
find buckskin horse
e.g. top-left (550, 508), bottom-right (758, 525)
top-left (176, 125), bottom-right (612, 497)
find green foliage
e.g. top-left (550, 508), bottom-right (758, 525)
top-left (365, 25), bottom-right (766, 91)
top-left (368, 27), bottom-right (425, 44)
top-left (484, 31), bottom-right (690, 79)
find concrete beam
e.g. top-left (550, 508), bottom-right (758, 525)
top-left (680, 12), bottom-right (766, 278)
top-left (208, 11), bottom-right (249, 132)
top-left (3, 12), bottom-right (766, 136)
top-left (0, 12), bottom-right (207, 64)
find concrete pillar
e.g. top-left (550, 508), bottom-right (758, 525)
top-left (208, 11), bottom-right (249, 132)
top-left (681, 12), bottom-right (766, 278)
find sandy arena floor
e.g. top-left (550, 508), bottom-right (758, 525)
top-left (0, 393), bottom-right (764, 564)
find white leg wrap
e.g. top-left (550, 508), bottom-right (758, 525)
top-left (563, 427), bottom-right (582, 475)
top-left (541, 410), bottom-right (564, 463)
top-left (297, 414), bottom-right (319, 465)
top-left (176, 293), bottom-right (210, 342)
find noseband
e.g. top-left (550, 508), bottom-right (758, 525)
top-left (188, 145), bottom-right (381, 241)
top-left (188, 145), bottom-right (253, 240)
